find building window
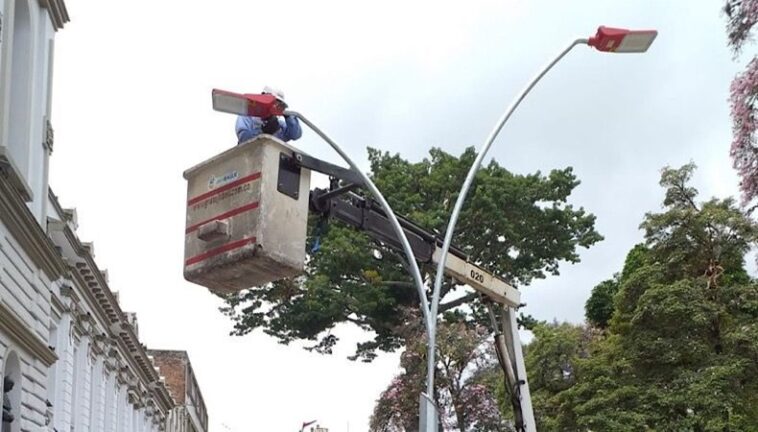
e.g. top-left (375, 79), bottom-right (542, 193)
top-left (2, 351), bottom-right (22, 432)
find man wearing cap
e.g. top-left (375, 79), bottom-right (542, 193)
top-left (235, 86), bottom-right (302, 144)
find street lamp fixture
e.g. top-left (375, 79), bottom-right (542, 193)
top-left (211, 89), bottom-right (286, 118)
top-left (588, 26), bottom-right (658, 53)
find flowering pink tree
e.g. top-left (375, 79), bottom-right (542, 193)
top-left (725, 0), bottom-right (758, 205)
top-left (369, 320), bottom-right (509, 431)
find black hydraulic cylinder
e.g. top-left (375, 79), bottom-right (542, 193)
top-left (310, 189), bottom-right (466, 264)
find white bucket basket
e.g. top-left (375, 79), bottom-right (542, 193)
top-left (183, 136), bottom-right (311, 294)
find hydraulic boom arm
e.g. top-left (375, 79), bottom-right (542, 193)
top-left (308, 186), bottom-right (521, 308)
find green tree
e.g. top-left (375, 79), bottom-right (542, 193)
top-left (585, 244), bottom-right (650, 329)
top-left (221, 147), bottom-right (601, 360)
top-left (552, 164), bottom-right (758, 431)
top-left (584, 278), bottom-right (619, 329)
top-left (520, 322), bottom-right (596, 431)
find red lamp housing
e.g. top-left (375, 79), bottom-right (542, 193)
top-left (211, 89), bottom-right (286, 118)
top-left (588, 26), bottom-right (658, 53)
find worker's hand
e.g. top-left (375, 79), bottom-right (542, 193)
top-left (262, 116), bottom-right (281, 134)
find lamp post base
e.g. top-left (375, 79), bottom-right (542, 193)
top-left (419, 393), bottom-right (438, 432)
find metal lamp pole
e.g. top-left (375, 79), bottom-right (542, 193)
top-left (211, 96), bottom-right (440, 425)
top-left (286, 111), bottom-right (441, 429)
top-left (428, 26), bottom-right (657, 431)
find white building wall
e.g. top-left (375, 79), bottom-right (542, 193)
top-left (0, 1), bottom-right (58, 430)
top-left (41, 304), bottom-right (173, 432)
top-left (0, 0), bottom-right (54, 219)
top-left (0, 222), bottom-right (49, 340)
top-left (26, 4), bottom-right (54, 222)
top-left (0, 216), bottom-right (53, 432)
top-left (1, 2), bottom-right (180, 431)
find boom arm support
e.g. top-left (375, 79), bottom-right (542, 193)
top-left (279, 148), bottom-right (520, 306)
top-left (308, 188), bottom-right (521, 308)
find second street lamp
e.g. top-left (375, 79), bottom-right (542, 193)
top-left (425, 25), bottom-right (657, 432)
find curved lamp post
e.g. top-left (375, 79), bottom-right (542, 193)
top-left (427, 25), bottom-right (657, 431)
top-left (212, 93), bottom-right (435, 425)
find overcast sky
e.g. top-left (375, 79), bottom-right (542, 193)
top-left (49, 1), bottom-right (748, 430)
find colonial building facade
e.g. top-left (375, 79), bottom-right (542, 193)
top-left (0, 1), bottom-right (202, 431)
top-left (43, 192), bottom-right (176, 431)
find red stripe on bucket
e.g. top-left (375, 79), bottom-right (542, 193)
top-left (185, 201), bottom-right (260, 234)
top-left (184, 237), bottom-right (257, 266)
top-left (187, 172), bottom-right (261, 206)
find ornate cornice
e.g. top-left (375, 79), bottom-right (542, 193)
top-left (0, 302), bottom-right (57, 366)
top-left (37, 0), bottom-right (70, 31)
top-left (89, 332), bottom-right (107, 361)
top-left (90, 333), bottom-right (107, 357)
top-left (50, 287), bottom-right (67, 315)
top-left (0, 149), bottom-right (33, 201)
top-left (48, 190), bottom-right (176, 415)
top-left (0, 176), bottom-right (67, 279)
top-left (104, 355), bottom-right (118, 373)
top-left (116, 367), bottom-right (130, 386)
top-left (71, 309), bottom-right (93, 338)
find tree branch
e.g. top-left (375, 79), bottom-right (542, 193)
top-left (438, 278), bottom-right (457, 300)
top-left (381, 281), bottom-right (415, 287)
top-left (346, 316), bottom-right (369, 327)
top-left (439, 293), bottom-right (478, 313)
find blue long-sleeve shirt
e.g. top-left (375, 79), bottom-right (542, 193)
top-left (235, 115), bottom-right (302, 144)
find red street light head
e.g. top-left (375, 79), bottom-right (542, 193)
top-left (211, 89), bottom-right (287, 118)
top-left (588, 26), bottom-right (657, 53)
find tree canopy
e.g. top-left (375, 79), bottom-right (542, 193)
top-left (221, 147), bottom-right (601, 360)
top-left (527, 164), bottom-right (758, 431)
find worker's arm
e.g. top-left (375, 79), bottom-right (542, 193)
top-left (235, 116), bottom-right (263, 143)
top-left (281, 115), bottom-right (302, 141)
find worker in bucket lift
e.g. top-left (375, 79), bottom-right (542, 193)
top-left (235, 86), bottom-right (302, 144)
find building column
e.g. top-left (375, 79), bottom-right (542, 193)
top-left (118, 384), bottom-right (128, 432)
top-left (56, 313), bottom-right (75, 432)
top-left (73, 333), bottom-right (92, 431)
top-left (105, 371), bottom-right (118, 432)
top-left (104, 356), bottom-right (123, 432)
top-left (89, 356), bottom-right (105, 431)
